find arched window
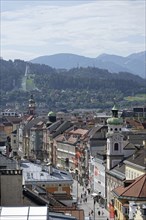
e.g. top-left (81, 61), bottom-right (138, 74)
top-left (114, 143), bottom-right (119, 151)
top-left (115, 128), bottom-right (118, 131)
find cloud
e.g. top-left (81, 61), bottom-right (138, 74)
top-left (1, 0), bottom-right (145, 60)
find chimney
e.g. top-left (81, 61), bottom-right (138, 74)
top-left (133, 154), bottom-right (136, 160)
top-left (49, 164), bottom-right (53, 175)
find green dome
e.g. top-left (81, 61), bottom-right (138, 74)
top-left (48, 111), bottom-right (56, 117)
top-left (107, 117), bottom-right (123, 125)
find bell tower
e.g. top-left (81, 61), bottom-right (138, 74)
top-left (106, 105), bottom-right (124, 170)
top-left (28, 94), bottom-right (36, 116)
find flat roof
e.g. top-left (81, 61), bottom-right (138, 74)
top-left (0, 207), bottom-right (77, 220)
top-left (21, 161), bottom-right (73, 184)
top-left (0, 206), bottom-right (48, 220)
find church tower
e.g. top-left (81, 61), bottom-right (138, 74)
top-left (28, 94), bottom-right (36, 116)
top-left (106, 105), bottom-right (124, 170)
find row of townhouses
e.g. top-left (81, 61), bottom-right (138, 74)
top-left (0, 95), bottom-right (146, 220)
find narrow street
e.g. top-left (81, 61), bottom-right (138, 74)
top-left (72, 180), bottom-right (110, 220)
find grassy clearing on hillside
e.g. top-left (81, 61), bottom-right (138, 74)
top-left (26, 78), bottom-right (36, 90)
top-left (124, 94), bottom-right (146, 102)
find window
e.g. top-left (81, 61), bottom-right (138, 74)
top-left (114, 143), bottom-right (119, 151)
top-left (65, 158), bottom-right (69, 167)
top-left (115, 128), bottom-right (118, 131)
top-left (128, 170), bottom-right (130, 178)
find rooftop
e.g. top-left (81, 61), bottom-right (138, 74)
top-left (113, 174), bottom-right (146, 200)
top-left (69, 128), bottom-right (88, 136)
top-left (0, 206), bottom-right (48, 220)
top-left (124, 148), bottom-right (146, 169)
top-left (0, 206), bottom-right (77, 220)
top-left (107, 163), bottom-right (125, 181)
top-left (21, 161), bottom-right (73, 184)
top-left (0, 154), bottom-right (17, 169)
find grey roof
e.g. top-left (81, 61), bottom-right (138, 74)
top-left (0, 154), bottom-right (17, 169)
top-left (88, 125), bottom-right (106, 138)
top-left (48, 120), bottom-right (62, 133)
top-left (114, 163), bottom-right (125, 174)
top-left (123, 142), bottom-right (135, 150)
top-left (49, 212), bottom-right (77, 220)
top-left (21, 161), bottom-right (73, 184)
top-left (52, 121), bottom-right (72, 138)
top-left (107, 163), bottom-right (125, 180)
top-left (24, 117), bottom-right (46, 135)
top-left (124, 148), bottom-right (146, 169)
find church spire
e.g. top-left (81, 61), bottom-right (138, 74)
top-left (106, 104), bottom-right (124, 170)
top-left (28, 94), bottom-right (36, 116)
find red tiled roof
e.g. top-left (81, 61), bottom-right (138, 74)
top-left (69, 129), bottom-right (88, 136)
top-left (27, 115), bottom-right (34, 121)
top-left (55, 134), bottom-right (66, 142)
top-left (125, 119), bottom-right (144, 129)
top-left (113, 174), bottom-right (146, 198)
top-left (67, 136), bottom-right (78, 144)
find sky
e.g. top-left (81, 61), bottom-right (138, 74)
top-left (1, 0), bottom-right (146, 61)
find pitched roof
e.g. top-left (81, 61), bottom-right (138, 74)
top-left (5, 116), bottom-right (22, 124)
top-left (55, 134), bottom-right (66, 142)
top-left (87, 125), bottom-right (107, 138)
top-left (124, 148), bottom-right (146, 168)
top-left (113, 174), bottom-right (146, 199)
top-left (107, 162), bottom-right (125, 180)
top-left (123, 141), bottom-right (135, 150)
top-left (0, 154), bottom-right (17, 169)
top-left (125, 119), bottom-right (144, 130)
top-left (24, 117), bottom-right (46, 135)
top-left (67, 136), bottom-right (78, 144)
top-left (69, 128), bottom-right (88, 136)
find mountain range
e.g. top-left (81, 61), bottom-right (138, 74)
top-left (30, 51), bottom-right (146, 78)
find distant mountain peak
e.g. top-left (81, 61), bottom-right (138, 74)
top-left (30, 51), bottom-right (146, 78)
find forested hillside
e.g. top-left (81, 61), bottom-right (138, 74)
top-left (0, 59), bottom-right (145, 110)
